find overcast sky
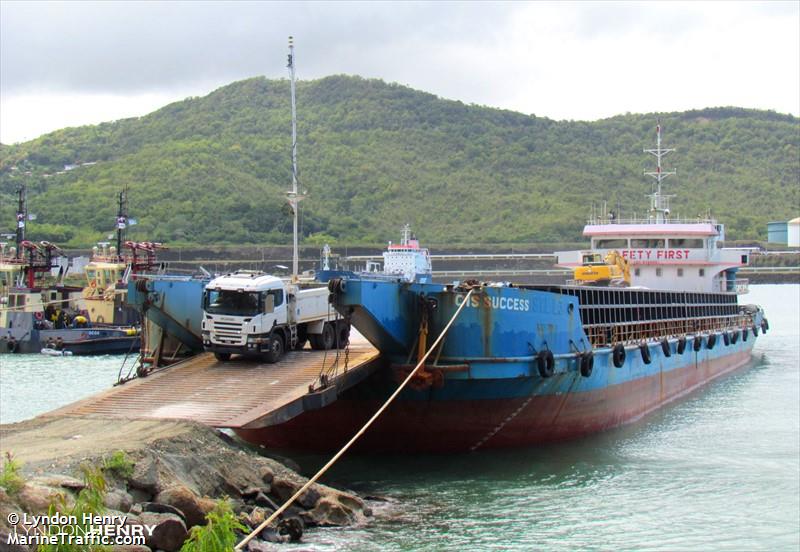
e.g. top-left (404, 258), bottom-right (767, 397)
top-left (1, 1), bottom-right (798, 144)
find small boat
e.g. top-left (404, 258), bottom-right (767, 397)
top-left (40, 348), bottom-right (73, 357)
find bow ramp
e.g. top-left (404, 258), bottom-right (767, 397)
top-left (47, 343), bottom-right (381, 430)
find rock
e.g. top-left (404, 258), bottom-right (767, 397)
top-left (155, 484), bottom-right (216, 528)
top-left (296, 486), bottom-right (320, 509)
top-left (128, 456), bottom-right (162, 495)
top-left (34, 474), bottom-right (86, 492)
top-left (111, 545), bottom-right (152, 552)
top-left (245, 506), bottom-right (270, 529)
top-left (259, 466), bottom-right (274, 485)
top-left (300, 497), bottom-right (356, 527)
top-left (241, 486), bottom-right (262, 499)
top-left (141, 502), bottom-right (186, 522)
top-left (139, 512), bottom-right (187, 552)
top-left (0, 530), bottom-right (30, 551)
top-left (105, 488), bottom-right (134, 512)
top-left (277, 516), bottom-right (304, 542)
top-left (269, 476), bottom-right (298, 503)
top-left (254, 492), bottom-right (278, 509)
top-left (16, 482), bottom-right (67, 514)
top-left (129, 487), bottom-right (152, 504)
top-left (129, 503), bottom-right (143, 515)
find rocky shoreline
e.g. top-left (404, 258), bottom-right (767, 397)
top-left (0, 416), bottom-right (374, 551)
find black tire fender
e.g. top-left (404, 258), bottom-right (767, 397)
top-left (677, 337), bottom-right (687, 354)
top-left (707, 333), bottom-right (717, 349)
top-left (660, 338), bottom-right (671, 357)
top-left (612, 343), bottom-right (626, 368)
top-left (580, 351), bottom-right (594, 378)
top-left (536, 350), bottom-right (555, 378)
top-left (693, 336), bottom-right (703, 351)
top-left (723, 332), bottom-right (731, 346)
top-left (731, 330), bottom-right (739, 344)
top-left (761, 319), bottom-right (768, 333)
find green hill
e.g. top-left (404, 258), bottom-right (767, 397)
top-left (1, 75), bottom-right (798, 247)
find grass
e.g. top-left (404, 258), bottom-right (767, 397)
top-left (101, 450), bottom-right (134, 479)
top-left (0, 452), bottom-right (25, 496)
top-left (38, 464), bottom-right (110, 552)
top-left (180, 499), bottom-right (246, 552)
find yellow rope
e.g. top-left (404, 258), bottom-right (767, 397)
top-left (234, 287), bottom-right (476, 550)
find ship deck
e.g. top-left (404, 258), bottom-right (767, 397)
top-left (46, 342), bottom-right (381, 429)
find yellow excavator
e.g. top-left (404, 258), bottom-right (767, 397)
top-left (573, 250), bottom-right (631, 287)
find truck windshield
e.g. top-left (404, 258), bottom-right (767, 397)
top-left (204, 290), bottom-right (261, 316)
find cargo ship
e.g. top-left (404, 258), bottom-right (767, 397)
top-left (236, 125), bottom-right (769, 452)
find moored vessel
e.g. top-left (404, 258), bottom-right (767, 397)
top-left (235, 124), bottom-right (770, 452)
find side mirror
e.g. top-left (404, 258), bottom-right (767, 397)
top-left (264, 294), bottom-right (275, 314)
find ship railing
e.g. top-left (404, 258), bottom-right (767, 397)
top-left (584, 314), bottom-right (755, 348)
top-left (727, 279), bottom-right (749, 295)
top-left (587, 216), bottom-right (717, 225)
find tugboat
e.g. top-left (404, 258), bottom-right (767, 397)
top-left (235, 124), bottom-right (769, 453)
top-left (0, 187), bottom-right (150, 355)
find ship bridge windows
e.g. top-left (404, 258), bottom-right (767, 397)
top-left (669, 238), bottom-right (705, 248)
top-left (595, 239), bottom-right (628, 249)
top-left (631, 238), bottom-right (665, 248)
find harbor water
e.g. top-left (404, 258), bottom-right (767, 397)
top-left (1, 284), bottom-right (798, 550)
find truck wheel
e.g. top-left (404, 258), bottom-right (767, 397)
top-left (319, 322), bottom-right (335, 350)
top-left (214, 352), bottom-right (231, 362)
top-left (265, 335), bottom-right (284, 364)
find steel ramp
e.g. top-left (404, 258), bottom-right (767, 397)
top-left (47, 344), bottom-right (380, 429)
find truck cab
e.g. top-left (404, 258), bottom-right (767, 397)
top-left (201, 271), bottom-right (346, 363)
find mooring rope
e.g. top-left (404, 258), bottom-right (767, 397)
top-left (235, 287), bottom-right (476, 550)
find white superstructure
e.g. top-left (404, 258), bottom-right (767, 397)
top-left (383, 224), bottom-right (433, 283)
top-left (557, 124), bottom-right (751, 294)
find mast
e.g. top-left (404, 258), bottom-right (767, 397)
top-left (286, 36), bottom-right (305, 280)
top-left (644, 122), bottom-right (676, 223)
top-left (15, 184), bottom-right (26, 259)
top-left (116, 187), bottom-right (128, 260)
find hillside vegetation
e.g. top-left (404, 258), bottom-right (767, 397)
top-left (1, 76), bottom-right (798, 247)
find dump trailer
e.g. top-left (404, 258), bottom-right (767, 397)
top-left (201, 271), bottom-right (348, 363)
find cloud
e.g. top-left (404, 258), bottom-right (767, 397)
top-left (0, 1), bottom-right (797, 143)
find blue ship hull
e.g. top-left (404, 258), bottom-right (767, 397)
top-left (235, 279), bottom-right (766, 452)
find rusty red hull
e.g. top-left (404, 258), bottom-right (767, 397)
top-left (236, 349), bottom-right (754, 453)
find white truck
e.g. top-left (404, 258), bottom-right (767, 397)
top-left (201, 270), bottom-right (349, 363)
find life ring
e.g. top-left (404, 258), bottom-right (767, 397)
top-left (693, 336), bottom-right (703, 352)
top-left (660, 338), bottom-right (671, 357)
top-left (707, 333), bottom-right (717, 349)
top-left (723, 332), bottom-right (731, 346)
top-left (639, 343), bottom-right (652, 364)
top-left (34, 312), bottom-right (44, 321)
top-left (731, 330), bottom-right (739, 344)
top-left (89, 280), bottom-right (97, 288)
top-left (536, 350), bottom-right (555, 378)
top-left (579, 351), bottom-right (594, 378)
top-left (677, 337), bottom-right (687, 355)
top-left (761, 319), bottom-right (769, 334)
top-left (612, 344), bottom-right (626, 368)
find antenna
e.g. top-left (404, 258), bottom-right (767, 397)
top-left (644, 121), bottom-right (676, 223)
top-left (286, 35), bottom-right (306, 280)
